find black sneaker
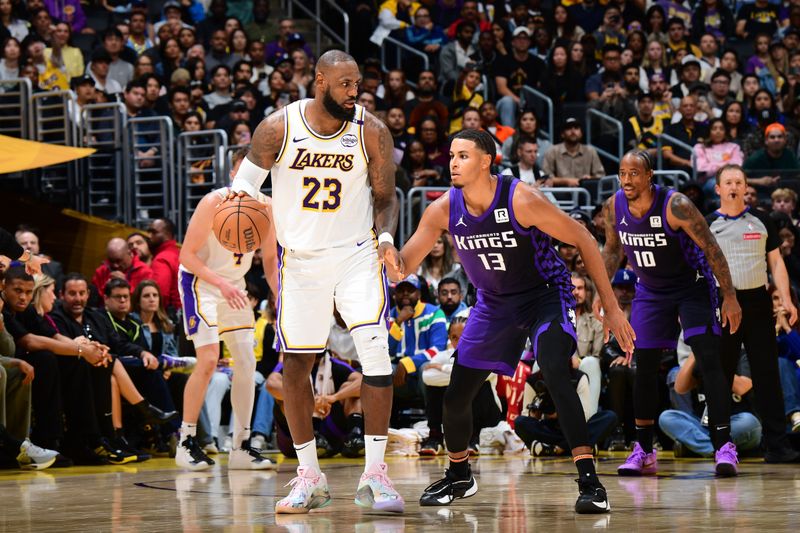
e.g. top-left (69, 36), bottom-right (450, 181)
top-left (51, 454), bottom-right (74, 468)
top-left (112, 436), bottom-right (151, 463)
top-left (341, 426), bottom-right (365, 458)
top-left (94, 439), bottom-right (137, 465)
top-left (419, 468), bottom-right (478, 506)
top-left (575, 479), bottom-right (610, 514)
top-left (420, 436), bottom-right (444, 456)
top-left (314, 431), bottom-right (336, 458)
top-left (607, 427), bottom-right (627, 452)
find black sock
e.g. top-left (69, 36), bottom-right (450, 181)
top-left (575, 458), bottom-right (598, 484)
top-left (346, 413), bottom-right (363, 432)
top-left (710, 424), bottom-right (731, 450)
top-left (113, 428), bottom-right (124, 440)
top-left (448, 456), bottom-right (470, 479)
top-left (636, 425), bottom-right (655, 453)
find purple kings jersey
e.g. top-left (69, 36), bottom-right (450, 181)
top-left (614, 185), bottom-right (714, 290)
top-left (448, 175), bottom-right (575, 305)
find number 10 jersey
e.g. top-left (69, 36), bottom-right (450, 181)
top-left (270, 99), bottom-right (372, 251)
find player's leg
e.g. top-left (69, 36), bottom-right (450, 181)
top-left (334, 244), bottom-right (403, 512)
top-left (221, 325), bottom-right (275, 470)
top-left (534, 320), bottom-right (610, 513)
top-left (419, 360), bottom-right (488, 506)
top-left (617, 347), bottom-right (661, 476)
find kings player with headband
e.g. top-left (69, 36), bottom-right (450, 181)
top-left (229, 50), bottom-right (404, 514)
top-left (602, 150), bottom-right (743, 476)
top-left (175, 149), bottom-right (278, 471)
top-left (386, 129), bottom-right (636, 513)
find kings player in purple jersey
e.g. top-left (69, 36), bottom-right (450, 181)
top-left (602, 151), bottom-right (743, 477)
top-left (386, 130), bottom-right (635, 514)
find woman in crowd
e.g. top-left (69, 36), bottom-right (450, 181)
top-left (417, 233), bottom-right (462, 295)
top-left (134, 54), bottom-right (155, 79)
top-left (644, 4), bottom-right (668, 44)
top-left (417, 117), bottom-right (449, 168)
top-left (569, 40), bottom-right (593, 81)
top-left (0, 36), bottom-right (20, 82)
top-left (401, 139), bottom-right (444, 189)
top-left (0, 0), bottom-right (27, 42)
top-left (722, 101), bottom-right (751, 147)
top-left (501, 110), bottom-right (550, 167)
top-left (291, 49), bottom-right (314, 99)
top-left (550, 3), bottom-right (584, 43)
top-left (449, 65), bottom-right (484, 134)
top-left (693, 118), bottom-right (744, 195)
top-left (228, 28), bottom-right (249, 65)
top-left (155, 37), bottom-right (184, 82)
top-left (640, 39), bottom-right (671, 93)
top-left (625, 30), bottom-right (646, 66)
top-left (542, 43), bottom-right (586, 111)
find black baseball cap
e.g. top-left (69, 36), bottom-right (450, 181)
top-left (70, 74), bottom-right (94, 90)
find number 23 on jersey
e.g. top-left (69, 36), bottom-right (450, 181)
top-left (302, 177), bottom-right (342, 212)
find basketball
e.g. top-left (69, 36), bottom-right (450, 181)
top-left (212, 195), bottom-right (269, 254)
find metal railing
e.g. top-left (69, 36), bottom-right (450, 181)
top-left (31, 90), bottom-right (80, 204)
top-left (287, 0), bottom-right (349, 54)
top-left (395, 187), bottom-right (406, 245)
top-left (380, 35), bottom-right (430, 87)
top-left (177, 129), bottom-right (229, 239)
top-left (520, 86), bottom-right (554, 142)
top-left (586, 108), bottom-right (623, 164)
top-left (0, 78), bottom-right (31, 139)
top-left (128, 116), bottom-right (175, 227)
top-left (596, 175), bottom-right (620, 203)
top-left (656, 133), bottom-right (697, 182)
top-left (80, 102), bottom-right (128, 220)
top-left (405, 186), bottom-right (448, 238)
top-left (540, 187), bottom-right (592, 212)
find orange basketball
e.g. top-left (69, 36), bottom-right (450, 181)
top-left (212, 196), bottom-right (269, 254)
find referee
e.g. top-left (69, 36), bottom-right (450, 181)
top-left (706, 164), bottom-right (800, 463)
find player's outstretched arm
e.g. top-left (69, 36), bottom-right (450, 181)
top-left (391, 193), bottom-right (450, 282)
top-left (259, 196), bottom-right (279, 297)
top-left (667, 192), bottom-right (742, 333)
top-left (364, 112), bottom-right (400, 269)
top-left (600, 195), bottom-right (624, 279)
top-left (230, 110), bottom-right (286, 197)
top-left (179, 193), bottom-right (248, 309)
top-left (512, 184), bottom-right (636, 355)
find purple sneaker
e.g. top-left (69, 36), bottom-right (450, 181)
top-left (617, 442), bottom-right (657, 476)
top-left (714, 442), bottom-right (738, 477)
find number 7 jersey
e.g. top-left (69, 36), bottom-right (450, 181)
top-left (270, 99), bottom-right (372, 251)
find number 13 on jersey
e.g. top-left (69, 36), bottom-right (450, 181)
top-left (302, 177), bottom-right (342, 212)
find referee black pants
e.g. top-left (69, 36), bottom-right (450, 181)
top-left (720, 287), bottom-right (790, 453)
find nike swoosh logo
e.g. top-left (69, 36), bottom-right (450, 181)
top-left (356, 239), bottom-right (369, 246)
top-left (294, 442), bottom-right (312, 451)
top-left (714, 229), bottom-right (724, 234)
top-left (293, 136), bottom-right (308, 142)
top-left (371, 437), bottom-right (388, 442)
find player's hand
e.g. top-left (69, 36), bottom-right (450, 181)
top-left (721, 295), bottom-right (742, 334)
top-left (603, 306), bottom-right (636, 361)
top-left (217, 280), bottom-right (248, 309)
top-left (141, 351), bottom-right (159, 370)
top-left (380, 243), bottom-right (404, 281)
top-left (785, 299), bottom-right (798, 326)
top-left (25, 254), bottom-right (49, 276)
top-left (393, 363), bottom-right (408, 387)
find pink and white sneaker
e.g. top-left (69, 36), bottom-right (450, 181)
top-left (275, 466), bottom-right (331, 514)
top-left (617, 442), bottom-right (658, 476)
top-left (354, 462), bottom-right (405, 513)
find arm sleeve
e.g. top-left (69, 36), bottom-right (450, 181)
top-left (0, 228), bottom-right (23, 259)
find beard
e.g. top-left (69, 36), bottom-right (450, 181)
top-left (440, 302), bottom-right (459, 316)
top-left (322, 88), bottom-right (355, 121)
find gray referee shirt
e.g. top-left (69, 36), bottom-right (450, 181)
top-left (706, 207), bottom-right (780, 290)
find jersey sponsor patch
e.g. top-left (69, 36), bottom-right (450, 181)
top-left (743, 233), bottom-right (762, 240)
top-left (341, 134), bottom-right (358, 148)
top-left (494, 208), bottom-right (509, 223)
top-left (649, 216), bottom-right (662, 228)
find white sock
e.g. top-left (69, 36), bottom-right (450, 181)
top-left (365, 435), bottom-right (388, 470)
top-left (180, 422), bottom-right (197, 439)
top-left (294, 439), bottom-right (320, 473)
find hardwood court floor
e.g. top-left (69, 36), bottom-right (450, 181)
top-left (2, 453), bottom-right (800, 532)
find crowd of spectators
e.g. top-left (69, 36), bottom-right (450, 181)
top-left (3, 0), bottom-right (800, 465)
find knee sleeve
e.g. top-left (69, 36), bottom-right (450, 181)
top-left (222, 331), bottom-right (257, 376)
top-left (351, 327), bottom-right (392, 377)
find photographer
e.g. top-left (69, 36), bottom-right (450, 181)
top-left (513, 368), bottom-right (617, 456)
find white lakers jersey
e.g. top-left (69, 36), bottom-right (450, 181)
top-left (270, 99), bottom-right (372, 251)
top-left (180, 187), bottom-right (269, 282)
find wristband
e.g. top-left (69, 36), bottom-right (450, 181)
top-left (377, 232), bottom-right (394, 246)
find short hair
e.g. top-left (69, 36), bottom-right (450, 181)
top-left (438, 277), bottom-right (462, 292)
top-left (3, 266), bottom-right (33, 285)
top-left (517, 135), bottom-right (538, 148)
top-left (452, 128), bottom-right (497, 162)
top-left (210, 64), bottom-right (231, 77)
top-left (63, 272), bottom-right (88, 287)
top-left (602, 44), bottom-right (623, 56)
top-left (667, 16), bottom-right (685, 28)
top-left (156, 218), bottom-right (177, 237)
top-left (139, 73), bottom-right (161, 87)
top-left (711, 69), bottom-right (731, 82)
top-left (103, 27), bottom-right (124, 40)
top-left (715, 163), bottom-right (746, 185)
top-left (169, 86), bottom-right (191, 101)
top-left (125, 79), bottom-right (147, 93)
top-left (105, 277), bottom-right (131, 297)
top-left (772, 187), bottom-right (798, 204)
top-left (233, 59), bottom-right (253, 72)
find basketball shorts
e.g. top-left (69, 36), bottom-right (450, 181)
top-left (178, 269), bottom-right (254, 348)
top-left (457, 285), bottom-right (577, 377)
top-left (631, 278), bottom-right (721, 349)
top-left (275, 234), bottom-right (389, 353)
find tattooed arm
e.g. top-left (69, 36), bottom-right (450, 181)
top-left (666, 192), bottom-right (742, 332)
top-left (364, 110), bottom-right (401, 270)
top-left (231, 110), bottom-right (285, 196)
top-left (600, 195), bottom-right (624, 279)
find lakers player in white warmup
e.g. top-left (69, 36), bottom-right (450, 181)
top-left (175, 149), bottom-right (278, 471)
top-left (230, 50), bottom-right (404, 513)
